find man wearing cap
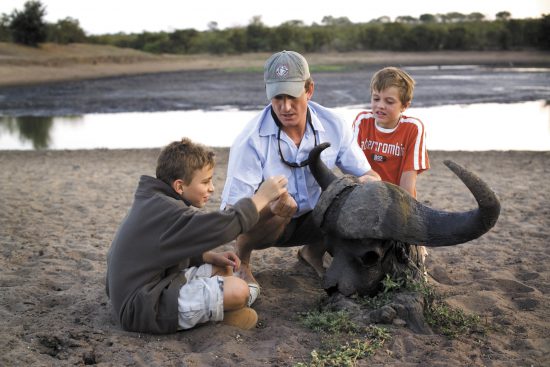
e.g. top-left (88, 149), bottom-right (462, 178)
top-left (220, 50), bottom-right (380, 288)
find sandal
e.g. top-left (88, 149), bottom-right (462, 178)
top-left (247, 283), bottom-right (261, 306)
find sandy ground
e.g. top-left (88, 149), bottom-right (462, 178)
top-left (1, 148), bottom-right (549, 366)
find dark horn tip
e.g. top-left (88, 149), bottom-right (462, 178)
top-left (309, 142), bottom-right (331, 160)
top-left (443, 159), bottom-right (456, 168)
top-left (443, 160), bottom-right (462, 175)
top-left (316, 142), bottom-right (331, 151)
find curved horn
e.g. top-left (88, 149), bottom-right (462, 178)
top-left (308, 142), bottom-right (338, 190)
top-left (330, 160), bottom-right (500, 246)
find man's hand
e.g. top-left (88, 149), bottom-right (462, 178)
top-left (358, 169), bottom-right (381, 183)
top-left (203, 251), bottom-right (241, 271)
top-left (270, 191), bottom-right (297, 218)
top-left (251, 175), bottom-right (288, 212)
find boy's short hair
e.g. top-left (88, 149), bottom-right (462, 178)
top-left (156, 138), bottom-right (215, 186)
top-left (370, 67), bottom-right (415, 105)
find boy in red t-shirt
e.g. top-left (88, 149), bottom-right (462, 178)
top-left (353, 66), bottom-right (430, 267)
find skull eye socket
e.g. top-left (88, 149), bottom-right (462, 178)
top-left (360, 251), bottom-right (380, 267)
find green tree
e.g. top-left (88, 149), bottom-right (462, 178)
top-left (467, 12), bottom-right (485, 22)
top-left (196, 30), bottom-right (231, 54)
top-left (444, 25), bottom-right (477, 49)
top-left (246, 16), bottom-right (270, 51)
top-left (47, 17), bottom-right (86, 44)
top-left (270, 21), bottom-right (303, 51)
top-left (207, 21), bottom-right (218, 31)
top-left (9, 0), bottom-right (47, 46)
top-left (169, 29), bottom-right (198, 53)
top-left (496, 11), bottom-right (512, 21)
top-left (380, 22), bottom-right (408, 49)
top-left (0, 13), bottom-right (10, 41)
top-left (446, 12), bottom-right (466, 23)
top-left (226, 27), bottom-right (247, 53)
top-left (538, 14), bottom-right (550, 49)
top-left (404, 24), bottom-right (444, 50)
top-left (330, 23), bottom-right (360, 51)
top-left (321, 15), bottom-right (352, 26)
top-left (370, 16), bottom-right (391, 24)
top-left (504, 19), bottom-right (525, 48)
top-left (419, 14), bottom-right (437, 23)
top-left (81, 13), bottom-right (549, 54)
top-left (357, 23), bottom-right (382, 49)
top-left (306, 25), bottom-right (333, 52)
top-left (395, 15), bottom-right (418, 24)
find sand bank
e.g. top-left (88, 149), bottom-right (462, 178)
top-left (1, 148), bottom-right (549, 366)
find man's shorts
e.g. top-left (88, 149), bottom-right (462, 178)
top-left (274, 211), bottom-right (324, 247)
top-left (177, 264), bottom-right (224, 330)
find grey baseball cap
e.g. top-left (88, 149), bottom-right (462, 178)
top-left (264, 50), bottom-right (310, 100)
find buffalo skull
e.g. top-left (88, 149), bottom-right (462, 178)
top-left (309, 143), bottom-right (501, 296)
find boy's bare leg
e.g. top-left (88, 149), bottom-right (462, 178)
top-left (220, 274), bottom-right (258, 330)
top-left (222, 276), bottom-right (250, 310)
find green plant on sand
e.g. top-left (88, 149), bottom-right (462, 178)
top-left (296, 271), bottom-right (487, 366)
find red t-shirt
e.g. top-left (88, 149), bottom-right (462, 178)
top-left (353, 111), bottom-right (430, 189)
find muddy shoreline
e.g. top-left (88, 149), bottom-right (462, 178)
top-left (1, 62), bottom-right (549, 116)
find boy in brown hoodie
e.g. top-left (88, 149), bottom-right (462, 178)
top-left (106, 138), bottom-right (287, 334)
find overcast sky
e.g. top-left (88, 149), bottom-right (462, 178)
top-left (1, 0), bottom-right (549, 35)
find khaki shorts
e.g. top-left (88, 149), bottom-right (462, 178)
top-left (177, 264), bottom-right (224, 330)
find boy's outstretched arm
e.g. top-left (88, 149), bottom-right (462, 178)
top-left (250, 175), bottom-right (288, 212)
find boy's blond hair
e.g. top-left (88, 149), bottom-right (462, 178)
top-left (156, 138), bottom-right (215, 186)
top-left (370, 67), bottom-right (415, 105)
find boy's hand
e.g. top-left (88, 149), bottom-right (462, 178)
top-left (258, 175), bottom-right (288, 201)
top-left (203, 251), bottom-right (241, 271)
top-left (251, 175), bottom-right (288, 212)
top-left (270, 191), bottom-right (297, 218)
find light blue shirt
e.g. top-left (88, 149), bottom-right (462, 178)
top-left (220, 101), bottom-right (372, 217)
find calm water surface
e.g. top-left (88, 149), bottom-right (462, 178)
top-left (0, 101), bottom-right (548, 151)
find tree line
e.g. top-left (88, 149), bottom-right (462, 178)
top-left (2, 1), bottom-right (549, 53)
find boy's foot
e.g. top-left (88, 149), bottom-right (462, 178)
top-left (297, 246), bottom-right (325, 278)
top-left (223, 307), bottom-right (258, 330)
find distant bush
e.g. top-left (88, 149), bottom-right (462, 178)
top-left (8, 0), bottom-right (47, 46)
top-left (86, 15), bottom-right (548, 55)
top-left (3, 7), bottom-right (549, 53)
top-left (47, 17), bottom-right (86, 44)
top-left (0, 14), bottom-right (10, 42)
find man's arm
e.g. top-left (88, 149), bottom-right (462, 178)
top-left (357, 169), bottom-right (381, 183)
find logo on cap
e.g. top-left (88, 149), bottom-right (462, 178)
top-left (275, 64), bottom-right (289, 78)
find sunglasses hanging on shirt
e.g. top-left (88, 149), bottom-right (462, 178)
top-left (271, 107), bottom-right (318, 168)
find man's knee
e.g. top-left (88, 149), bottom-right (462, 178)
top-left (237, 214), bottom-right (290, 250)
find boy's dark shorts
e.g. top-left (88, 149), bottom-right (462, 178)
top-left (274, 211), bottom-right (324, 247)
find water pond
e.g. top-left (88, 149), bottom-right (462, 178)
top-left (0, 100), bottom-right (548, 151)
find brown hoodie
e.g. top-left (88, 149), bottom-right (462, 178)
top-left (106, 175), bottom-right (258, 334)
